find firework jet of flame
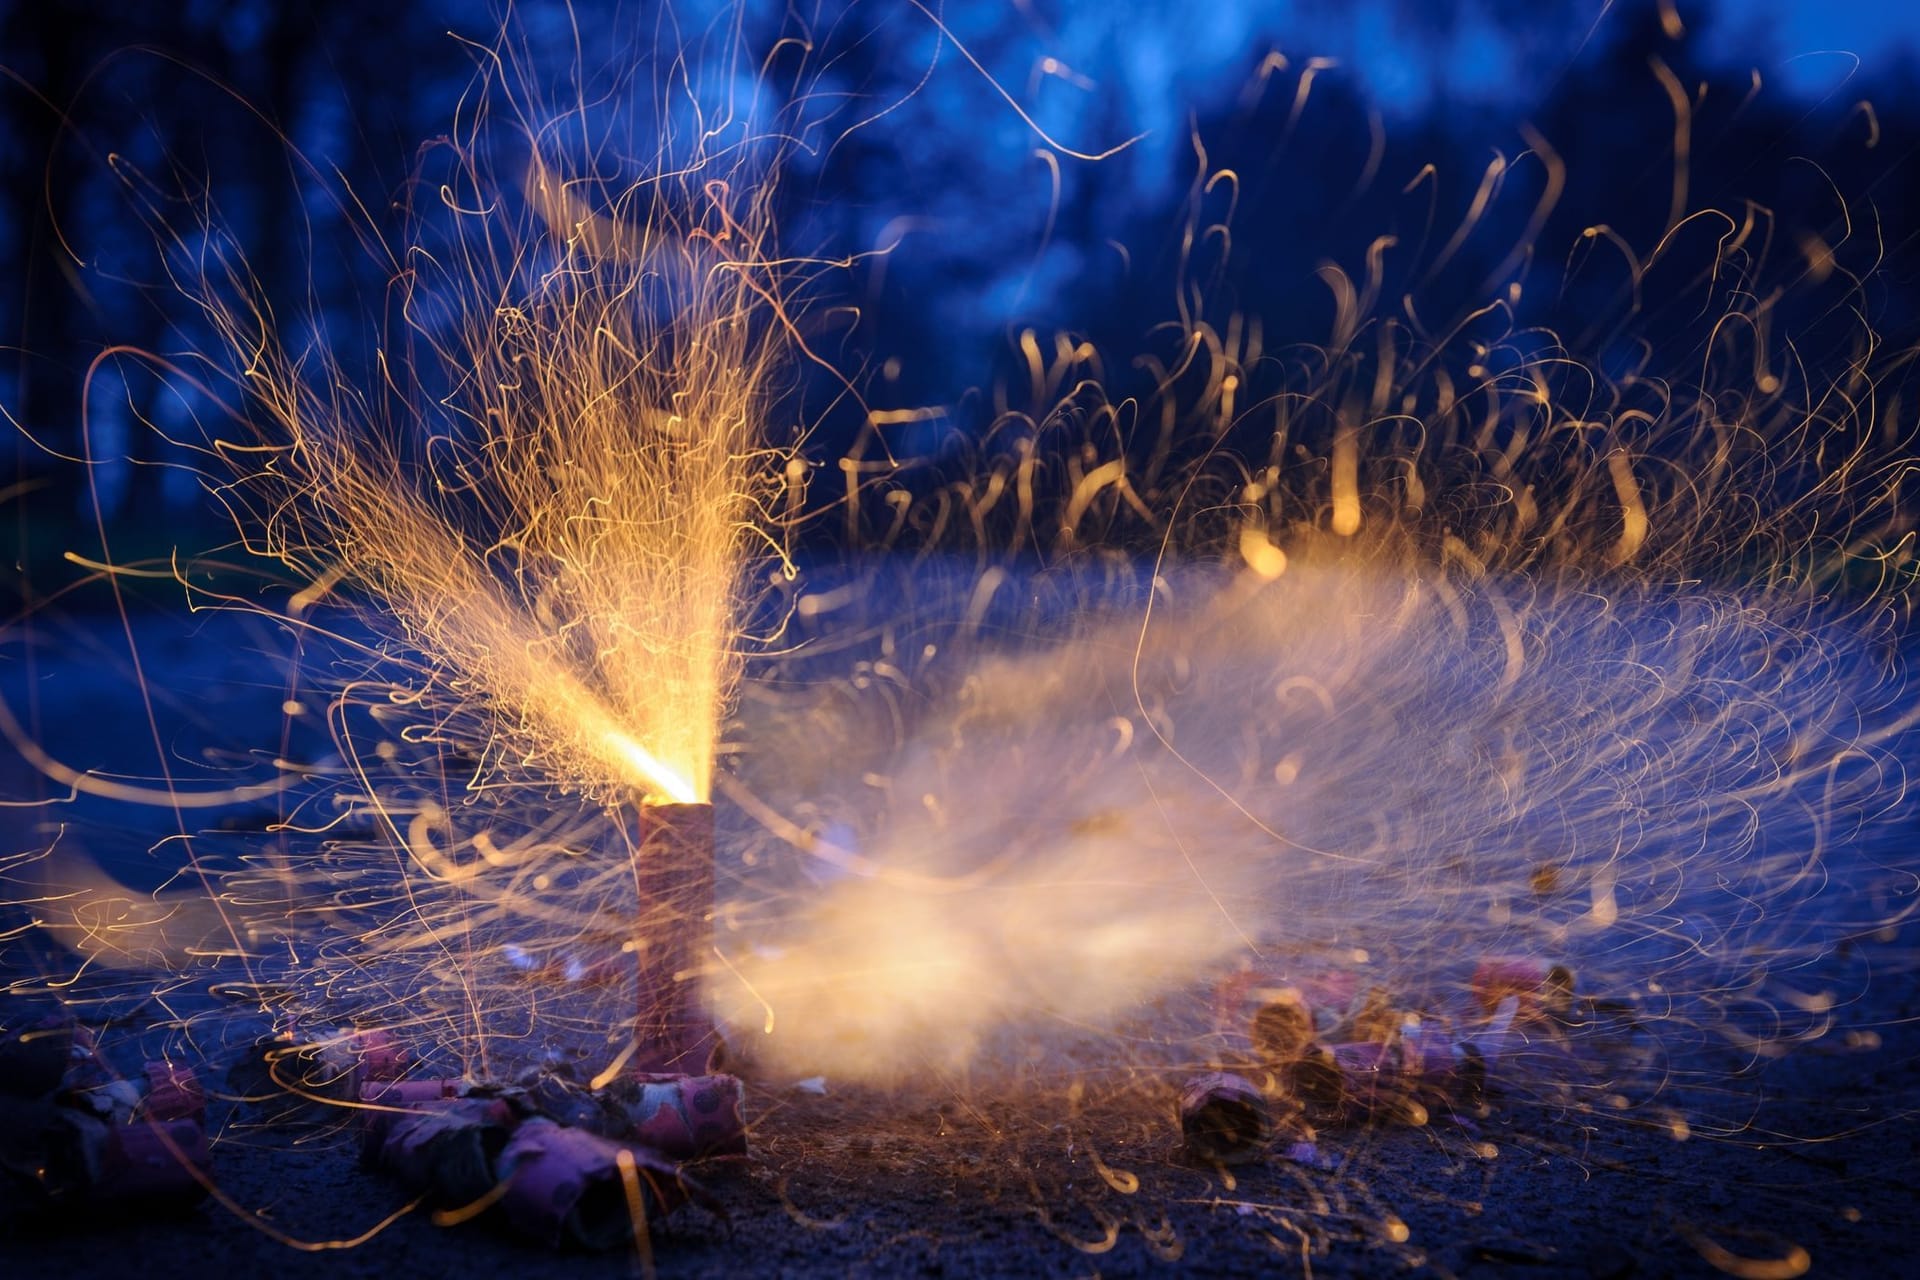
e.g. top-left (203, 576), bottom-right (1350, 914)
top-left (182, 69), bottom-right (792, 811)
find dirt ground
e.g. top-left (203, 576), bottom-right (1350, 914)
top-left (0, 1016), bottom-right (1914, 1279)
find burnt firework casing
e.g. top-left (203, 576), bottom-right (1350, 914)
top-left (141, 1062), bottom-right (205, 1124)
top-left (1288, 1041), bottom-right (1395, 1114)
top-left (612, 1072), bottom-right (747, 1158)
top-left (497, 1118), bottom-right (686, 1250)
top-left (92, 1116), bottom-right (211, 1206)
top-left (285, 1026), bottom-right (411, 1100)
top-left (1249, 995), bottom-right (1316, 1063)
top-left (1470, 958), bottom-right (1575, 1021)
top-left (0, 1018), bottom-right (88, 1097)
top-left (357, 1079), bottom-right (471, 1153)
top-left (1398, 1023), bottom-right (1465, 1089)
top-left (1179, 1071), bottom-right (1272, 1163)
top-left (633, 801), bottom-right (716, 1073)
top-left (365, 1096), bottom-right (519, 1207)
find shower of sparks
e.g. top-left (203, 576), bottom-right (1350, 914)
top-left (2, 6), bottom-right (1919, 1269)
top-left (710, 59), bottom-right (1920, 1087)
top-left (168, 47), bottom-right (796, 815)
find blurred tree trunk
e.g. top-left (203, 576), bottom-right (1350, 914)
top-left (3, 1), bottom-right (91, 595)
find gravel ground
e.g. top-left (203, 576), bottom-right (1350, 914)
top-left (0, 1021), bottom-right (1914, 1279)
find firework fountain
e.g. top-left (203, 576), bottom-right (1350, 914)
top-left (4, 4), bottom-right (1919, 1272)
top-left (187, 51), bottom-right (788, 1079)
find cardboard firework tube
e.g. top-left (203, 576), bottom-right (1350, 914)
top-left (1286, 1045), bottom-right (1345, 1107)
top-left (633, 801), bottom-right (716, 1073)
top-left (1464, 993), bottom-right (1588, 1083)
top-left (497, 1118), bottom-right (683, 1250)
top-left (1327, 1041), bottom-right (1395, 1113)
top-left (295, 1026), bottom-right (411, 1100)
top-left (141, 1062), bottom-right (205, 1124)
top-left (523, 1073), bottom-right (607, 1131)
top-left (1249, 994), bottom-right (1316, 1064)
top-left (357, 1079), bottom-right (469, 1154)
top-left (0, 1018), bottom-right (83, 1098)
top-left (1179, 1072), bottom-right (1272, 1164)
top-left (1462, 995), bottom-right (1520, 1078)
top-left (369, 1097), bottom-right (518, 1207)
top-left (1398, 1023), bottom-right (1467, 1091)
top-left (348, 1028), bottom-right (413, 1081)
top-left (610, 1073), bottom-right (747, 1159)
top-left (1288, 1041), bottom-right (1413, 1116)
top-left (97, 1117), bottom-right (212, 1205)
top-left (1470, 958), bottom-right (1575, 1020)
top-left (359, 1078), bottom-right (463, 1108)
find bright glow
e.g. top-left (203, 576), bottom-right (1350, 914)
top-left (600, 730), bottom-right (699, 806)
